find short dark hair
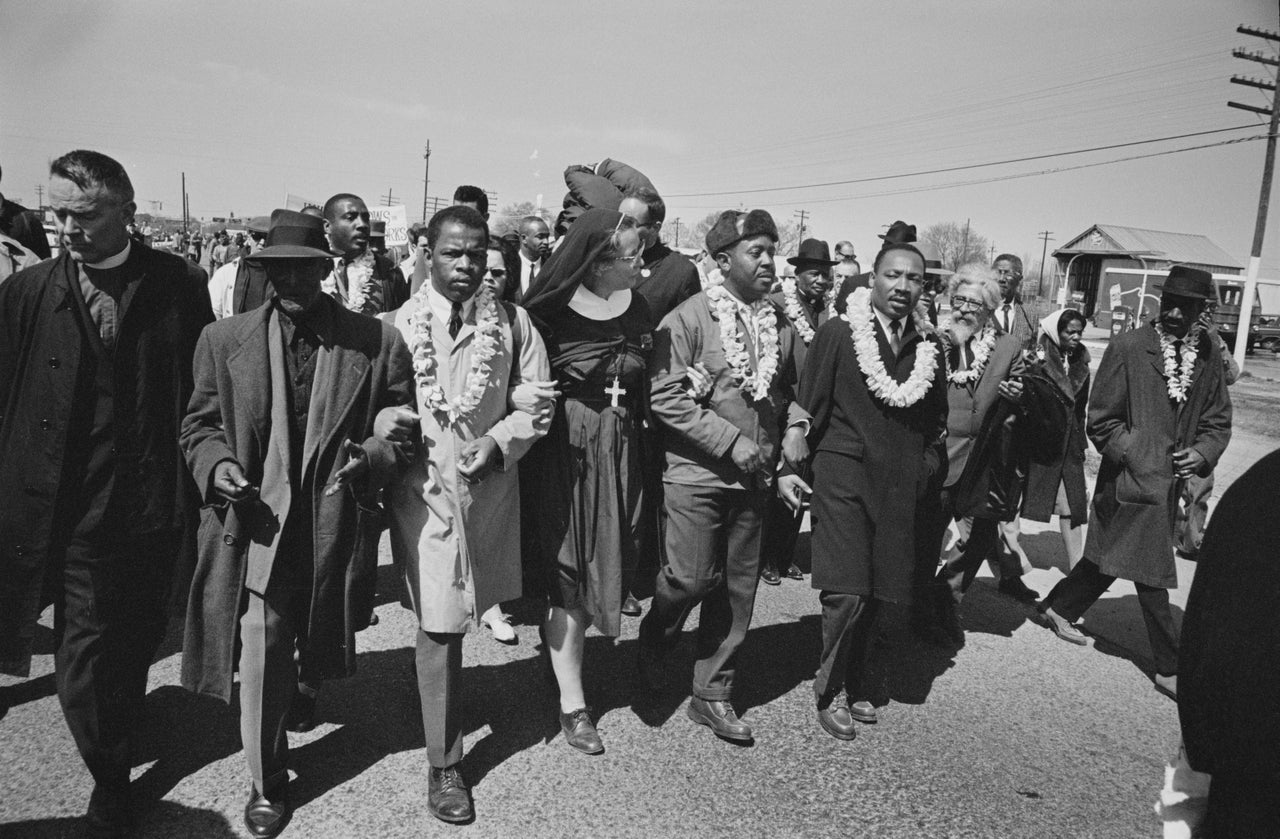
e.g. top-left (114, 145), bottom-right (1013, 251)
top-left (452, 185), bottom-right (488, 215)
top-left (992, 253), bottom-right (1023, 275)
top-left (624, 186), bottom-right (666, 224)
top-left (520, 215), bottom-right (549, 235)
top-left (873, 243), bottom-right (925, 273)
top-left (426, 205), bottom-right (489, 247)
top-left (49, 149), bottom-right (135, 204)
top-left (323, 193), bottom-right (365, 220)
top-left (408, 221), bottom-right (429, 244)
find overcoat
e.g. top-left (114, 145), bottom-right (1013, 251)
top-left (946, 334), bottom-right (1027, 520)
top-left (385, 295), bottom-right (549, 634)
top-left (796, 315), bottom-right (948, 601)
top-left (767, 286), bottom-right (830, 378)
top-left (1020, 334), bottom-right (1091, 524)
top-left (1084, 325), bottom-right (1231, 588)
top-left (0, 247), bottom-right (211, 676)
top-left (179, 296), bottom-right (411, 702)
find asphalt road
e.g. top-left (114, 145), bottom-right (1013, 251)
top-left (1, 535), bottom-right (1180, 839)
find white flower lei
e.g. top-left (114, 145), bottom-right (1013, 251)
top-left (840, 287), bottom-right (938, 408)
top-left (1154, 321), bottom-right (1198, 402)
top-left (408, 283), bottom-right (502, 424)
top-left (943, 322), bottom-right (998, 384)
top-left (706, 284), bottom-right (780, 401)
top-left (780, 278), bottom-right (817, 344)
top-left (323, 250), bottom-right (378, 314)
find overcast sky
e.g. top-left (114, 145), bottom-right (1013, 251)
top-left (2, 0), bottom-right (1277, 274)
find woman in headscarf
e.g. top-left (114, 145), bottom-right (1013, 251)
top-left (519, 207), bottom-right (653, 754)
top-left (1018, 308), bottom-right (1091, 568)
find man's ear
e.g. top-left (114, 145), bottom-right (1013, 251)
top-left (120, 200), bottom-right (137, 227)
top-left (714, 250), bottom-right (731, 273)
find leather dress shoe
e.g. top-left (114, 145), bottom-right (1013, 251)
top-left (849, 700), bottom-right (878, 724)
top-left (760, 565), bottom-right (781, 586)
top-left (244, 784), bottom-right (290, 838)
top-left (428, 765), bottom-right (474, 824)
top-left (998, 577), bottom-right (1040, 603)
top-left (621, 594), bottom-right (643, 617)
top-left (686, 697), bottom-right (752, 742)
top-left (1153, 673), bottom-right (1178, 701)
top-left (816, 695), bottom-right (858, 741)
top-left (285, 690), bottom-right (317, 733)
top-left (1041, 607), bottom-right (1088, 646)
top-left (85, 782), bottom-right (132, 839)
top-left (559, 707), bottom-right (605, 754)
top-left (785, 563), bottom-right (804, 581)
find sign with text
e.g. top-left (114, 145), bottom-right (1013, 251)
top-left (1109, 283), bottom-right (1122, 310)
top-left (368, 205), bottom-right (408, 248)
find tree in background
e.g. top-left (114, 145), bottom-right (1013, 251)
top-left (922, 221), bottom-right (992, 271)
top-left (673, 210), bottom-right (799, 256)
top-left (492, 201), bottom-right (552, 237)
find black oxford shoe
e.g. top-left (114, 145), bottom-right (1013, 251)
top-left (285, 690), bottom-right (317, 733)
top-left (686, 697), bottom-right (753, 742)
top-left (760, 565), bottom-right (781, 586)
top-left (559, 707), bottom-right (605, 754)
top-left (817, 696), bottom-right (858, 741)
top-left (244, 784), bottom-right (290, 838)
top-left (428, 765), bottom-right (474, 824)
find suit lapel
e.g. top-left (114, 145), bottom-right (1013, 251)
top-left (226, 305), bottom-right (275, 465)
top-left (302, 309), bottom-right (370, 479)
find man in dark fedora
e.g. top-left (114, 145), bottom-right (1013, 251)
top-left (0, 149), bottom-right (213, 836)
top-left (180, 208), bottom-right (412, 837)
top-left (759, 238), bottom-right (839, 585)
top-left (834, 220), bottom-right (918, 313)
top-left (1041, 265), bottom-right (1231, 702)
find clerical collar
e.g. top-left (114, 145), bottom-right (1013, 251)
top-left (86, 240), bottom-right (132, 270)
top-left (425, 284), bottom-right (475, 328)
top-left (569, 285), bottom-right (631, 321)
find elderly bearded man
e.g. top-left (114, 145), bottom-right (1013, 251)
top-left (779, 242), bottom-right (947, 739)
top-left (925, 264), bottom-right (1037, 644)
top-left (1041, 266), bottom-right (1231, 701)
top-left (638, 209), bottom-right (809, 743)
top-left (0, 149), bottom-right (212, 837)
top-left (181, 209), bottom-right (412, 837)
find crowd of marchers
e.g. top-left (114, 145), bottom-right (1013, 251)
top-left (2, 148), bottom-right (1259, 838)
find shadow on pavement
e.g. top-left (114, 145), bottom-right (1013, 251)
top-left (131, 686), bottom-right (242, 803)
top-left (0, 672), bottom-right (56, 721)
top-left (0, 800), bottom-right (239, 839)
top-left (1083, 594), bottom-right (1185, 678)
top-left (1020, 530), bottom-right (1071, 574)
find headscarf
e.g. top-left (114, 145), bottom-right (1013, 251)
top-left (1038, 307), bottom-right (1085, 347)
top-left (522, 207), bottom-right (625, 320)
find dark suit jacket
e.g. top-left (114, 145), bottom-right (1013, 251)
top-left (179, 295), bottom-right (412, 701)
top-left (633, 243), bottom-right (700, 322)
top-left (0, 245), bottom-right (212, 676)
top-left (0, 197), bottom-right (51, 260)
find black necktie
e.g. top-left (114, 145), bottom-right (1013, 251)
top-left (448, 301), bottom-right (463, 339)
top-left (1001, 303), bottom-right (1011, 331)
top-left (889, 319), bottom-right (902, 354)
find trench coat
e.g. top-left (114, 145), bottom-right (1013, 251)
top-left (1020, 335), bottom-right (1091, 524)
top-left (0, 247), bottom-right (211, 677)
top-left (179, 296), bottom-right (412, 702)
top-left (1085, 325), bottom-right (1231, 589)
top-left (386, 296), bottom-right (549, 634)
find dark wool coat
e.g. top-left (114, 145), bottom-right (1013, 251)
top-left (179, 296), bottom-right (411, 702)
top-left (1179, 447), bottom-right (1280, 779)
top-left (1084, 325), bottom-right (1231, 589)
top-left (796, 316), bottom-right (947, 602)
top-left (767, 287), bottom-right (831, 379)
top-left (1020, 335), bottom-right (1091, 525)
top-left (941, 334), bottom-right (1025, 508)
top-left (0, 247), bottom-right (212, 676)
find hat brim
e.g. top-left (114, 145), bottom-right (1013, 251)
top-left (1161, 288), bottom-right (1212, 301)
top-left (245, 244), bottom-right (335, 261)
top-left (787, 257), bottom-right (840, 268)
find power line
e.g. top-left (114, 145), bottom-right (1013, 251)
top-left (665, 125), bottom-right (1259, 198)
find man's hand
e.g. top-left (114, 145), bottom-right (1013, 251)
top-left (776, 474), bottom-right (812, 513)
top-left (997, 377), bottom-right (1024, 403)
top-left (509, 380), bottom-right (560, 422)
top-left (457, 436), bottom-right (500, 483)
top-left (781, 425), bottom-right (809, 471)
top-left (1172, 447), bottom-right (1207, 480)
top-left (685, 362), bottom-right (713, 401)
top-left (374, 406), bottom-right (420, 444)
top-left (325, 440), bottom-right (370, 497)
top-left (213, 460), bottom-right (258, 502)
top-left (729, 435), bottom-right (765, 474)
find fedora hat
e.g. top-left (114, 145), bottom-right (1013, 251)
top-left (370, 220), bottom-right (387, 240)
top-left (787, 238), bottom-right (839, 268)
top-left (1161, 265), bottom-right (1213, 300)
top-left (877, 220), bottom-right (916, 244)
top-left (246, 209), bottom-right (335, 260)
top-left (914, 241), bottom-right (954, 277)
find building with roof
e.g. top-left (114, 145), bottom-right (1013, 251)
top-left (1051, 223), bottom-right (1243, 321)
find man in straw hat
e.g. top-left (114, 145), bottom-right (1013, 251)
top-left (180, 208), bottom-right (412, 837)
top-left (1040, 265), bottom-right (1231, 703)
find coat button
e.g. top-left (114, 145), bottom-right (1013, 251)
top-left (223, 534), bottom-right (236, 546)
top-left (39, 419), bottom-right (52, 430)
top-left (48, 357), bottom-right (60, 368)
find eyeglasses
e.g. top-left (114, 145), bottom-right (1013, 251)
top-left (486, 268), bottom-right (507, 279)
top-left (950, 296), bottom-right (985, 312)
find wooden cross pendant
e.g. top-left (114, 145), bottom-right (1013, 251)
top-left (605, 377), bottom-right (627, 408)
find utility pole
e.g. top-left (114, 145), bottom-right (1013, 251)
top-left (421, 140), bottom-right (432, 223)
top-left (382, 188), bottom-right (395, 207)
top-left (181, 172), bottom-right (187, 233)
top-left (989, 243), bottom-right (996, 263)
top-left (793, 209), bottom-right (809, 251)
top-left (34, 184), bottom-right (44, 210)
top-left (1037, 230), bottom-right (1054, 297)
top-left (961, 218), bottom-right (971, 263)
top-left (672, 217), bottom-right (681, 248)
top-left (1229, 17), bottom-right (1280, 373)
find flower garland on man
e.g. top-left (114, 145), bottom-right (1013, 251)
top-left (322, 193), bottom-right (410, 317)
top-left (1041, 265), bottom-right (1231, 704)
top-left (777, 241), bottom-right (948, 741)
top-left (638, 208), bottom-right (809, 745)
